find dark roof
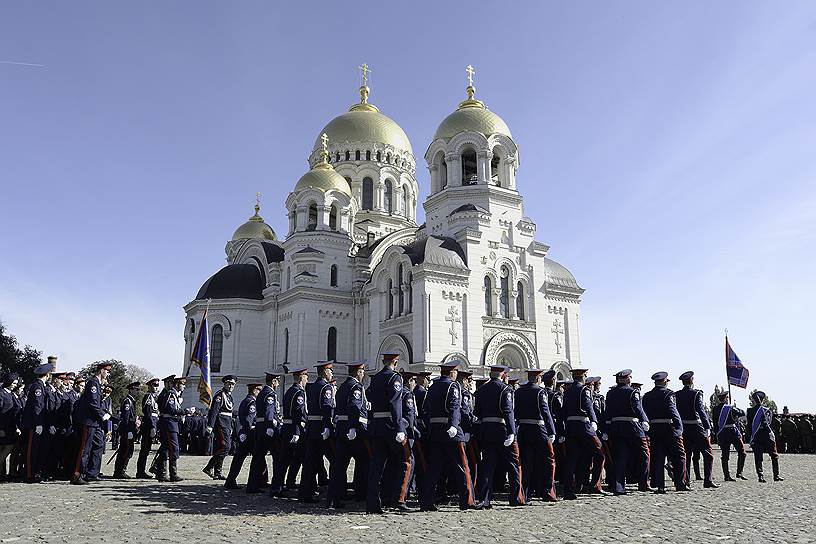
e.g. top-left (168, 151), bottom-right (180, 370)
top-left (195, 264), bottom-right (264, 300)
top-left (295, 246), bottom-right (324, 254)
top-left (402, 236), bottom-right (467, 267)
top-left (449, 203), bottom-right (488, 215)
top-left (261, 242), bottom-right (285, 263)
top-left (295, 271), bottom-right (318, 277)
top-left (355, 236), bottom-right (386, 259)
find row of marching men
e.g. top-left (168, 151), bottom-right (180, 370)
top-left (194, 353), bottom-right (784, 512)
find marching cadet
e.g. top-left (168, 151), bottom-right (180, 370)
top-left (149, 374), bottom-right (176, 475)
top-left (43, 371), bottom-right (63, 480)
top-left (156, 376), bottom-right (187, 482)
top-left (136, 378), bottom-right (160, 479)
top-left (514, 368), bottom-right (558, 502)
top-left (542, 371), bottom-right (565, 483)
top-left (401, 370), bottom-right (423, 501)
top-left (366, 352), bottom-right (410, 514)
top-left (203, 375), bottom-right (237, 480)
top-left (113, 381), bottom-right (140, 479)
top-left (642, 372), bottom-right (689, 493)
top-left (328, 362), bottom-right (370, 509)
top-left (0, 373), bottom-right (21, 481)
top-left (675, 371), bottom-right (717, 488)
top-left (55, 372), bottom-right (76, 480)
top-left (603, 369), bottom-right (650, 495)
top-left (71, 362), bottom-right (112, 485)
top-left (473, 364), bottom-right (524, 508)
top-left (419, 362), bottom-right (478, 512)
top-left (412, 370), bottom-right (432, 492)
top-left (225, 382), bottom-right (261, 490)
top-left (246, 373), bottom-right (280, 493)
top-left (279, 367), bottom-right (308, 493)
top-left (747, 390), bottom-right (783, 483)
top-left (457, 370), bottom-right (478, 482)
top-left (561, 368), bottom-right (607, 500)
top-left (299, 362), bottom-right (335, 503)
top-left (712, 391), bottom-right (748, 481)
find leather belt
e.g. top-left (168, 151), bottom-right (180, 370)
top-left (722, 424), bottom-right (736, 428)
top-left (282, 419), bottom-right (293, 424)
top-left (150, 412), bottom-right (159, 417)
top-left (611, 417), bottom-right (640, 422)
top-left (430, 417), bottom-right (450, 423)
top-left (481, 417), bottom-right (506, 424)
top-left (160, 414), bottom-right (177, 419)
top-left (219, 411), bottom-right (233, 416)
top-left (650, 419), bottom-right (673, 424)
top-left (519, 419), bottom-right (546, 426)
top-left (567, 416), bottom-right (589, 422)
top-left (335, 416), bottom-right (369, 424)
top-left (682, 419), bottom-right (702, 425)
top-left (307, 415), bottom-right (323, 421)
top-left (372, 412), bottom-right (392, 419)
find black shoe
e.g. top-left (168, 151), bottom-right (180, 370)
top-left (724, 476), bottom-right (737, 482)
top-left (638, 486), bottom-right (656, 492)
top-left (70, 477), bottom-right (88, 485)
top-left (300, 497), bottom-right (320, 504)
top-left (758, 476), bottom-right (767, 483)
top-left (224, 480), bottom-right (241, 490)
top-left (704, 481), bottom-right (719, 488)
top-left (563, 494), bottom-right (577, 501)
top-left (676, 485), bottom-right (692, 492)
top-left (327, 501), bottom-right (346, 510)
top-left (135, 472), bottom-right (153, 480)
top-left (736, 474), bottom-right (748, 481)
top-left (212, 473), bottom-right (226, 481)
top-left (613, 491), bottom-right (627, 496)
top-left (694, 475), bottom-right (703, 481)
top-left (397, 503), bottom-right (414, 512)
top-left (654, 488), bottom-right (667, 494)
top-left (202, 467), bottom-right (214, 479)
top-left (113, 472), bottom-right (131, 480)
top-left (156, 474), bottom-right (168, 482)
top-left (170, 475), bottom-right (184, 482)
top-left (367, 507), bottom-right (386, 514)
top-left (85, 475), bottom-right (101, 482)
top-left (774, 476), bottom-right (784, 481)
top-left (587, 488), bottom-right (610, 496)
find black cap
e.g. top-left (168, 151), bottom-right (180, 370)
top-left (542, 370), bottom-right (556, 383)
top-left (34, 363), bottom-right (53, 376)
top-left (127, 381), bottom-right (141, 389)
top-left (222, 375), bottom-right (237, 384)
top-left (651, 371), bottom-right (669, 382)
top-left (147, 378), bottom-right (160, 386)
top-left (679, 371), bottom-right (694, 382)
top-left (614, 369), bottom-right (632, 379)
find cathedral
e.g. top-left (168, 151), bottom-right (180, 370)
top-left (181, 67), bottom-right (584, 401)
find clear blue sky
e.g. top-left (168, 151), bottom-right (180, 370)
top-left (1, 2), bottom-right (814, 411)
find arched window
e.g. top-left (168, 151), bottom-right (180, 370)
top-left (376, 151), bottom-right (382, 162)
top-left (386, 152), bottom-right (391, 163)
top-left (211, 324), bottom-right (224, 373)
top-left (329, 205), bottom-right (338, 230)
top-left (387, 279), bottom-right (394, 318)
top-left (344, 176), bottom-right (352, 189)
top-left (500, 266), bottom-right (510, 318)
top-left (491, 154), bottom-right (501, 187)
top-left (398, 263), bottom-right (405, 315)
top-left (327, 327), bottom-right (337, 361)
top-left (345, 150), bottom-right (350, 161)
top-left (516, 281), bottom-right (525, 320)
top-left (462, 148), bottom-right (477, 185)
top-left (484, 276), bottom-right (493, 315)
top-left (366, 150), bottom-right (371, 161)
top-left (283, 328), bottom-right (289, 364)
top-left (330, 265), bottom-right (338, 287)
top-left (403, 188), bottom-right (411, 218)
top-left (189, 319), bottom-right (196, 339)
top-left (336, 152), bottom-right (340, 162)
top-left (407, 272), bottom-right (413, 313)
top-left (384, 180), bottom-right (393, 214)
top-left (440, 157), bottom-right (448, 189)
top-left (355, 150), bottom-right (361, 160)
top-left (307, 203), bottom-right (318, 230)
top-left (362, 177), bottom-right (373, 210)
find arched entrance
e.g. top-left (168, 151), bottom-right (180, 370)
top-left (482, 331), bottom-right (538, 371)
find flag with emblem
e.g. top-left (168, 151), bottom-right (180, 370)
top-left (190, 309), bottom-right (213, 407)
top-left (725, 335), bottom-right (749, 389)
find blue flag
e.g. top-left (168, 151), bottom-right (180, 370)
top-left (725, 336), bottom-right (749, 389)
top-left (190, 309), bottom-right (213, 407)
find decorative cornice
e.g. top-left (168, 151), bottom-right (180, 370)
top-left (482, 316), bottom-right (537, 330)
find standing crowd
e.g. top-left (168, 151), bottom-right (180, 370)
top-left (1, 352), bottom-right (786, 513)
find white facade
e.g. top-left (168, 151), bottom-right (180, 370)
top-left (182, 78), bottom-right (584, 402)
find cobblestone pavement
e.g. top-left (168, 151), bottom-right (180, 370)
top-left (1, 449), bottom-right (814, 544)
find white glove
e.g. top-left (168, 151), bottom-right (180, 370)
top-left (347, 428), bottom-right (357, 441)
top-left (395, 431), bottom-right (406, 443)
top-left (290, 434), bottom-right (299, 444)
top-left (769, 431), bottom-right (776, 442)
top-left (557, 436), bottom-right (566, 444)
top-left (703, 428), bottom-right (711, 438)
top-left (265, 428), bottom-right (274, 438)
top-left (127, 432), bottom-right (134, 440)
top-left (601, 433), bottom-right (609, 442)
top-left (35, 425), bottom-right (43, 435)
top-left (503, 434), bottom-right (515, 447)
top-left (206, 426), bottom-right (213, 435)
top-left (547, 435), bottom-right (555, 444)
top-left (15, 429), bottom-right (21, 436)
top-left (366, 401), bottom-right (372, 410)
top-left (102, 413), bottom-right (111, 422)
top-left (589, 421), bottom-right (598, 434)
top-left (237, 433), bottom-right (245, 441)
top-left (641, 421), bottom-right (650, 433)
top-left (0, 430), bottom-right (5, 438)
top-left (446, 426), bottom-right (457, 438)
top-left (150, 428), bottom-right (157, 438)
top-left (48, 426), bottom-right (56, 435)
top-left (321, 428), bottom-right (330, 440)
top-left (463, 432), bottom-right (471, 442)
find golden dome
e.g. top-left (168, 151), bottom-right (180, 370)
top-left (433, 84), bottom-right (512, 141)
top-left (313, 85), bottom-right (413, 155)
top-left (296, 134), bottom-right (351, 195)
top-left (232, 204), bottom-right (276, 241)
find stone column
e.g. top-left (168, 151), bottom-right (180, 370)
top-left (446, 154), bottom-right (460, 187)
top-left (509, 288), bottom-right (518, 320)
top-left (492, 288), bottom-right (502, 318)
top-left (477, 150), bottom-right (491, 184)
top-left (428, 164), bottom-right (439, 193)
top-left (317, 205), bottom-right (329, 230)
top-left (400, 284), bottom-right (410, 316)
top-left (375, 181), bottom-right (385, 212)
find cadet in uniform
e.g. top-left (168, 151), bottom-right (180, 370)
top-left (43, 370), bottom-right (62, 480)
top-left (22, 363), bottom-right (52, 483)
top-left (203, 375), bottom-right (237, 480)
top-left (603, 369), bottom-right (650, 495)
top-left (542, 371), bottom-right (565, 484)
top-left (675, 371), bottom-right (717, 488)
top-left (747, 390), bottom-right (783, 483)
top-left (642, 372), bottom-right (689, 493)
top-left (246, 373), bottom-right (281, 493)
top-left (113, 381), bottom-right (140, 479)
top-left (136, 378), bottom-right (160, 479)
top-left (561, 368), bottom-right (607, 500)
top-left (156, 376), bottom-right (187, 482)
top-left (279, 367), bottom-right (308, 493)
top-left (0, 373), bottom-right (21, 481)
top-left (514, 368), bottom-right (557, 502)
top-left (299, 362), bottom-right (335, 503)
top-left (366, 352), bottom-right (410, 513)
top-left (225, 382), bottom-right (261, 490)
top-left (419, 361), bottom-right (477, 511)
top-left (71, 362), bottom-right (112, 485)
top-left (328, 362), bottom-right (370, 508)
top-left (712, 391), bottom-right (748, 481)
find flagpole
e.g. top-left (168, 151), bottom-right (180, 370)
top-left (184, 299), bottom-right (212, 378)
top-left (725, 328), bottom-right (732, 403)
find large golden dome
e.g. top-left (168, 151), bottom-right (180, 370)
top-left (313, 86), bottom-right (413, 155)
top-left (433, 86), bottom-right (512, 141)
top-left (232, 205), bottom-right (276, 241)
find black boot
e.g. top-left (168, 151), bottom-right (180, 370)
top-left (213, 459), bottom-right (226, 480)
top-left (722, 459), bottom-right (736, 481)
top-left (772, 458), bottom-right (783, 481)
top-left (169, 460), bottom-right (184, 482)
top-left (736, 455), bottom-right (748, 480)
top-left (156, 461), bottom-right (168, 482)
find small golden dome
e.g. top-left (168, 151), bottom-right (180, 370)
top-left (232, 203), bottom-right (276, 241)
top-left (313, 85), bottom-right (413, 155)
top-left (433, 74), bottom-right (512, 141)
top-left (296, 133), bottom-right (351, 195)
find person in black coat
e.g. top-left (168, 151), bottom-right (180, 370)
top-left (747, 390), bottom-right (783, 483)
top-left (642, 372), bottom-right (690, 493)
top-left (0, 373), bottom-right (22, 480)
top-left (712, 391), bottom-right (748, 481)
top-left (675, 371), bottom-right (718, 488)
top-left (113, 382), bottom-right (141, 479)
top-left (603, 369), bottom-right (650, 495)
top-left (514, 368), bottom-right (557, 502)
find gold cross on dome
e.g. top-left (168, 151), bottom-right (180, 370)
top-left (466, 64), bottom-right (475, 87)
top-left (358, 63), bottom-right (371, 87)
top-left (256, 192), bottom-right (261, 207)
top-left (321, 133), bottom-right (329, 153)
